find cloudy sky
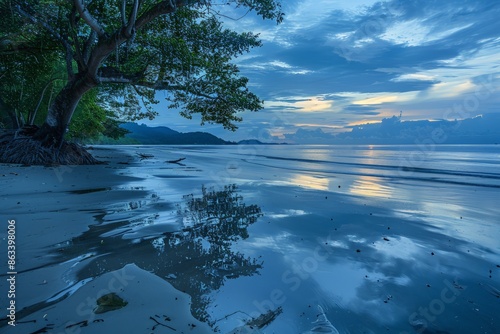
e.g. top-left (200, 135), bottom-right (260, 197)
top-left (143, 0), bottom-right (500, 143)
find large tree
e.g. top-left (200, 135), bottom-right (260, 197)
top-left (0, 20), bottom-right (125, 141)
top-left (0, 9), bottom-right (61, 129)
top-left (0, 0), bottom-right (283, 164)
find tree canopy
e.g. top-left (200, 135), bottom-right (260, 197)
top-left (1, 0), bottom-right (283, 137)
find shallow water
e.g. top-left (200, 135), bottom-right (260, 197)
top-left (1, 144), bottom-right (499, 333)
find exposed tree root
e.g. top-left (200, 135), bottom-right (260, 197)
top-left (0, 131), bottom-right (102, 165)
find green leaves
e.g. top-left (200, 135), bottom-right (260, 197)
top-left (129, 8), bottom-right (265, 130)
top-left (2, 0), bottom-right (284, 136)
top-left (98, 1), bottom-right (282, 130)
top-left (67, 88), bottom-right (106, 141)
top-left (234, 0), bottom-right (284, 23)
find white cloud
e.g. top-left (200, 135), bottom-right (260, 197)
top-left (428, 80), bottom-right (476, 99)
top-left (379, 19), bottom-right (430, 46)
top-left (329, 31), bottom-right (355, 41)
top-left (353, 92), bottom-right (419, 105)
top-left (289, 69), bottom-right (314, 75)
top-left (239, 59), bottom-right (314, 75)
top-left (268, 60), bottom-right (293, 69)
top-left (380, 19), bottom-right (473, 47)
top-left (391, 73), bottom-right (437, 82)
top-left (145, 1), bottom-right (500, 143)
top-left (266, 95), bottom-right (333, 112)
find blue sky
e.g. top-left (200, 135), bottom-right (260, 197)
top-left (143, 0), bottom-right (500, 143)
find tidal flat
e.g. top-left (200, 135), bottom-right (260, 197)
top-left (1, 144), bottom-right (499, 333)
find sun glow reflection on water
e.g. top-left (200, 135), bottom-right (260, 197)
top-left (289, 173), bottom-right (330, 190)
top-left (13, 145), bottom-right (499, 334)
top-left (348, 175), bottom-right (393, 198)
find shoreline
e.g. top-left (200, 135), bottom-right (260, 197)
top-left (1, 145), bottom-right (499, 333)
top-left (0, 146), bottom-right (210, 332)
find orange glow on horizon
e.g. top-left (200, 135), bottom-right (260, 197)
top-left (347, 120), bottom-right (382, 127)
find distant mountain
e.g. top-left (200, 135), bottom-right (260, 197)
top-left (237, 139), bottom-right (288, 145)
top-left (121, 123), bottom-right (233, 145)
top-left (236, 139), bottom-right (261, 145)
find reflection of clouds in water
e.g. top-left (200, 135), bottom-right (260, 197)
top-left (244, 232), bottom-right (298, 254)
top-left (313, 261), bottom-right (411, 299)
top-left (268, 209), bottom-right (308, 219)
top-left (397, 199), bottom-right (499, 255)
top-left (49, 184), bottom-right (265, 327)
top-left (422, 202), bottom-right (496, 245)
top-left (422, 201), bottom-right (464, 221)
top-left (393, 208), bottom-right (426, 219)
top-left (346, 234), bottom-right (367, 243)
top-left (314, 262), bottom-right (365, 303)
top-left (274, 234), bottom-right (420, 326)
top-left (195, 237), bottom-right (211, 252)
top-left (390, 275), bottom-right (411, 286)
top-left (313, 260), bottom-right (412, 325)
top-left (151, 237), bottom-right (165, 253)
top-left (328, 240), bottom-right (349, 249)
top-left (370, 236), bottom-right (422, 261)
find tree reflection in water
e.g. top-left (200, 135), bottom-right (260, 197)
top-left (169, 184), bottom-right (264, 323)
top-left (54, 184), bottom-right (264, 326)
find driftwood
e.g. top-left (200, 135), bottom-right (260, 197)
top-left (149, 316), bottom-right (176, 331)
top-left (222, 307), bottom-right (283, 334)
top-left (166, 157), bottom-right (186, 164)
top-left (245, 307), bottom-right (282, 329)
top-left (136, 152), bottom-right (154, 159)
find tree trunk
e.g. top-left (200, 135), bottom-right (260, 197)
top-left (34, 72), bottom-right (96, 148)
top-left (0, 72), bottom-right (101, 165)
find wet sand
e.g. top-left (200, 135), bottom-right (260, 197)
top-left (1, 144), bottom-right (499, 333)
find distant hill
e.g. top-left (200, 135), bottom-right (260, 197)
top-left (237, 139), bottom-right (265, 145)
top-left (120, 123), bottom-right (233, 145)
top-left (237, 139), bottom-right (288, 145)
top-left (86, 123), bottom-right (288, 145)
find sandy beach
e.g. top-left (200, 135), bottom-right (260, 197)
top-left (1, 144), bottom-right (499, 333)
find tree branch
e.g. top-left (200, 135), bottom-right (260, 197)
top-left (74, 0), bottom-right (107, 37)
top-left (98, 66), bottom-right (146, 83)
top-left (30, 78), bottom-right (62, 125)
top-left (85, 0), bottom-right (198, 86)
top-left (0, 45), bottom-right (60, 55)
top-left (65, 49), bottom-right (75, 80)
top-left (14, 4), bottom-right (75, 79)
top-left (97, 75), bottom-right (181, 92)
top-left (125, 0), bottom-right (140, 37)
top-left (135, 0), bottom-right (188, 30)
top-left (121, 0), bottom-right (127, 26)
top-left (137, 80), bottom-right (224, 103)
top-left (70, 6), bottom-right (85, 71)
top-left (104, 74), bottom-right (221, 105)
top-left (14, 5), bottom-right (70, 50)
top-left (98, 76), bottom-right (135, 84)
top-left (87, 0), bottom-right (186, 78)
top-left (129, 80), bottom-right (182, 90)
top-left (82, 31), bottom-right (97, 64)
